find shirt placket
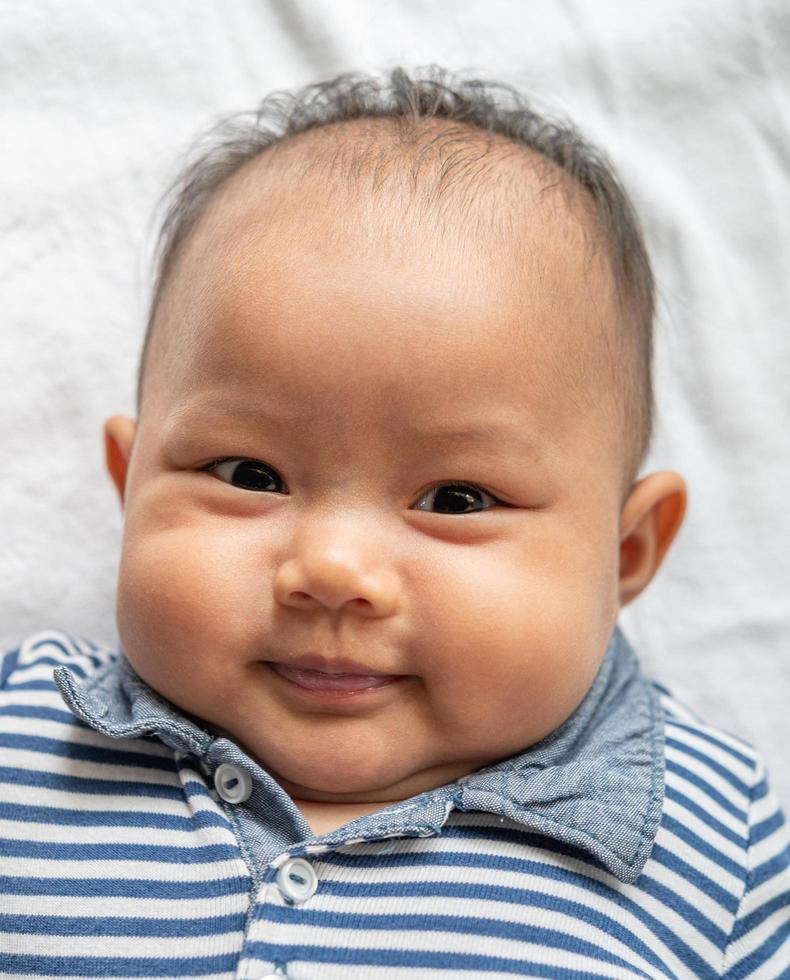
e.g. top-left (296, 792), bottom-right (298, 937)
top-left (200, 743), bottom-right (452, 980)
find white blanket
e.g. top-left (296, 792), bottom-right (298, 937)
top-left (2, 0), bottom-right (788, 806)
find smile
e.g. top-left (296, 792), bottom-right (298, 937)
top-left (264, 661), bottom-right (405, 699)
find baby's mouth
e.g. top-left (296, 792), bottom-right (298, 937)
top-left (265, 662), bottom-right (402, 694)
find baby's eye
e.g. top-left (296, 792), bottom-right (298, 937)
top-left (413, 483), bottom-right (498, 515)
top-left (201, 462), bottom-right (497, 514)
top-left (202, 457), bottom-right (286, 493)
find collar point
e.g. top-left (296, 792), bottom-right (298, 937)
top-left (54, 664), bottom-right (110, 726)
top-left (601, 844), bottom-right (653, 885)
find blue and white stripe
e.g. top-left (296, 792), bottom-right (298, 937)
top-left (1, 630), bottom-right (788, 978)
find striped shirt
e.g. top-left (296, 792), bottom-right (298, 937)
top-left (1, 627), bottom-right (788, 979)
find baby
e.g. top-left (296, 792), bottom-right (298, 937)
top-left (2, 67), bottom-right (788, 979)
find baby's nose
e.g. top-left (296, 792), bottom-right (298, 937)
top-left (273, 545), bottom-right (400, 618)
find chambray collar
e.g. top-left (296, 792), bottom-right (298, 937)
top-left (54, 623), bottom-right (663, 884)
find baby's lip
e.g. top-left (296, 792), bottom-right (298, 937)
top-left (263, 653), bottom-right (406, 695)
top-left (267, 652), bottom-right (400, 676)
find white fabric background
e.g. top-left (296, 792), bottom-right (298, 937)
top-left (2, 1), bottom-right (788, 806)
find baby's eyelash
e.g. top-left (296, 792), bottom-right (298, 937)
top-left (199, 458), bottom-right (505, 513)
top-left (199, 456), bottom-right (237, 469)
top-left (414, 482), bottom-right (501, 513)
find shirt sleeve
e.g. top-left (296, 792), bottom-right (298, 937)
top-left (722, 754), bottom-right (790, 977)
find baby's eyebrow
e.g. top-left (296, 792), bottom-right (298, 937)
top-left (163, 398), bottom-right (544, 458)
top-left (408, 421), bottom-right (545, 458)
top-left (164, 397), bottom-right (302, 432)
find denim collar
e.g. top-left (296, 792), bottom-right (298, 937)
top-left (54, 624), bottom-right (663, 884)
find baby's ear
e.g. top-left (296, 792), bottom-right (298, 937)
top-left (103, 415), bottom-right (137, 506)
top-left (618, 471), bottom-right (687, 607)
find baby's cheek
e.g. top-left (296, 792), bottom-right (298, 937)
top-left (115, 527), bottom-right (260, 691)
top-left (414, 544), bottom-right (609, 747)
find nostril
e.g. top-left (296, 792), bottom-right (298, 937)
top-left (290, 592), bottom-right (372, 609)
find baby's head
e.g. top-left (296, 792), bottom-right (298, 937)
top-left (104, 68), bottom-right (685, 805)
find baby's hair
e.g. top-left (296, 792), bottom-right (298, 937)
top-left (139, 65), bottom-right (655, 488)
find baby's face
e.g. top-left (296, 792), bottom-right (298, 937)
top-left (107, 159), bottom-right (639, 804)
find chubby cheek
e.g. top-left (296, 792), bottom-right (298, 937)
top-left (114, 517), bottom-right (272, 710)
top-left (415, 523), bottom-right (618, 753)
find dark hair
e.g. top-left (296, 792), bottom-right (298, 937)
top-left (138, 65), bottom-right (655, 484)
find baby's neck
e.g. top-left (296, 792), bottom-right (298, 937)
top-left (291, 797), bottom-right (395, 837)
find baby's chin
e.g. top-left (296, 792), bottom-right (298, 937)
top-left (199, 718), bottom-right (473, 802)
top-left (269, 763), bottom-right (449, 804)
top-left (260, 746), bottom-right (437, 802)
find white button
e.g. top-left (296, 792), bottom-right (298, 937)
top-left (213, 763), bottom-right (252, 804)
top-left (276, 857), bottom-right (318, 903)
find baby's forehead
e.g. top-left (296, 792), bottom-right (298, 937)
top-left (194, 117), bottom-right (604, 272)
top-left (167, 134), bottom-right (612, 395)
top-left (156, 122), bottom-right (619, 398)
top-left (172, 170), bottom-right (608, 401)
top-left (187, 157), bottom-right (606, 347)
